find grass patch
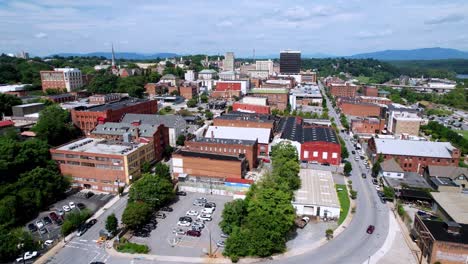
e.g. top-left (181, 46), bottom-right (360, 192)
top-left (458, 130), bottom-right (468, 140)
top-left (116, 241), bottom-right (149, 254)
top-left (336, 184), bottom-right (350, 225)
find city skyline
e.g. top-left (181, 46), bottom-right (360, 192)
top-left (0, 0), bottom-right (468, 56)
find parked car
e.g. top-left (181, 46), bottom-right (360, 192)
top-left (186, 210), bottom-right (198, 216)
top-left (49, 212), bottom-right (59, 222)
top-left (155, 212), bottom-right (166, 219)
top-left (77, 203), bottom-right (86, 210)
top-left (69, 202), bottom-right (76, 209)
top-left (366, 225), bottom-right (375, 234)
top-left (39, 228), bottom-right (48, 235)
top-left (179, 216), bottom-right (192, 222)
top-left (43, 216), bottom-right (52, 225)
top-left (372, 179), bottom-right (378, 185)
top-left (35, 220), bottom-right (44, 229)
top-left (172, 228), bottom-right (186, 236)
top-left (77, 225), bottom-right (88, 237)
top-left (216, 240), bottom-right (226, 247)
top-left (55, 218), bottom-right (63, 226)
top-left (205, 202), bottom-right (216, 208)
top-left (161, 206), bottom-right (173, 212)
top-left (16, 251), bottom-right (38, 262)
top-left (186, 230), bottom-right (201, 237)
top-left (361, 173), bottom-right (367, 179)
top-left (176, 191), bottom-right (187, 196)
top-left (192, 222), bottom-right (205, 230)
top-left (62, 205), bottom-right (71, 212)
top-left (294, 216), bottom-right (310, 229)
top-left (354, 156), bottom-right (360, 161)
top-left (201, 208), bottom-right (214, 214)
top-left (321, 162), bottom-right (331, 166)
top-left (86, 219), bottom-right (97, 227)
top-left (220, 232), bottom-right (229, 238)
top-left (351, 151), bottom-right (356, 155)
top-left (262, 158), bottom-right (270, 163)
top-left (177, 221), bottom-right (191, 227)
top-left (44, 240), bottom-right (54, 246)
top-left (85, 191), bottom-right (94, 199)
top-left (57, 209), bottom-right (65, 216)
top-left (197, 214), bottom-right (212, 221)
top-left (27, 223), bottom-right (38, 232)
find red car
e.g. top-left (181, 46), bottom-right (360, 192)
top-left (366, 225), bottom-right (375, 234)
top-left (262, 158), bottom-right (270, 163)
top-left (186, 230), bottom-right (201, 237)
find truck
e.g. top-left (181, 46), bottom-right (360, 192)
top-left (294, 216), bottom-right (310, 229)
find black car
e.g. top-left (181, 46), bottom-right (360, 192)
top-left (351, 150), bottom-right (356, 154)
top-left (43, 216), bottom-right (52, 225)
top-left (176, 191), bottom-right (187, 196)
top-left (77, 203), bottom-right (86, 210)
top-left (361, 173), bottom-right (367, 179)
top-left (322, 162), bottom-right (331, 166)
top-left (161, 206), bottom-right (173, 212)
top-left (27, 223), bottom-right (38, 232)
top-left (86, 219), bottom-right (97, 228)
top-left (56, 218), bottom-right (63, 226)
top-left (85, 191), bottom-right (94, 199)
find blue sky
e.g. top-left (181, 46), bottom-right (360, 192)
top-left (1, 0), bottom-right (468, 57)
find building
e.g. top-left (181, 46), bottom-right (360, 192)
top-left (380, 159), bottom-right (405, 179)
top-left (185, 70), bottom-right (197, 81)
top-left (413, 215), bottom-right (468, 264)
top-left (300, 70), bottom-right (317, 84)
top-left (12, 103), bottom-right (44, 117)
top-left (232, 97), bottom-right (271, 114)
top-left (215, 80), bottom-right (249, 95)
top-left (219, 70), bottom-right (239, 81)
top-left (172, 150), bottom-right (247, 180)
top-left (50, 137), bottom-right (155, 193)
top-left (0, 84), bottom-right (29, 97)
top-left (292, 169), bottom-right (340, 218)
top-left (91, 121), bottom-right (168, 162)
top-left (359, 96), bottom-right (392, 105)
top-left (255, 60), bottom-right (274, 75)
top-left (40, 68), bottom-right (83, 92)
top-left (350, 118), bottom-right (385, 134)
top-left (289, 84), bottom-right (323, 110)
top-left (0, 120), bottom-right (15, 135)
top-left (424, 166), bottom-right (468, 192)
top-left (338, 99), bottom-right (386, 118)
top-left (88, 94), bottom-right (121, 105)
top-left (391, 112), bottom-right (422, 136)
top-left (213, 112), bottom-right (275, 130)
top-left (280, 50), bottom-right (301, 74)
top-left (262, 79), bottom-right (295, 89)
top-left (121, 113), bottom-right (187, 147)
top-left (71, 98), bottom-right (158, 134)
top-left (249, 88), bottom-right (289, 111)
top-left (362, 86), bottom-right (378, 97)
top-left (205, 126), bottom-right (271, 156)
top-left (329, 83), bottom-right (359, 97)
top-left (387, 103), bottom-right (421, 132)
top-left (160, 74), bottom-right (179, 86)
top-left (184, 137), bottom-right (258, 169)
top-left (42, 93), bottom-right (76, 104)
top-left (431, 192), bottom-right (468, 224)
top-left (368, 138), bottom-right (461, 173)
top-left (223, 52), bottom-right (235, 71)
top-left (276, 117), bottom-right (341, 165)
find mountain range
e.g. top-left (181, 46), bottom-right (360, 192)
top-left (50, 47), bottom-right (468, 61)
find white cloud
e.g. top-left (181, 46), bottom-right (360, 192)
top-left (34, 32), bottom-right (48, 39)
top-left (357, 29), bottom-right (393, 39)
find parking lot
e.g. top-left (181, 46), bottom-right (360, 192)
top-left (130, 192), bottom-right (232, 257)
top-left (25, 190), bottom-right (113, 244)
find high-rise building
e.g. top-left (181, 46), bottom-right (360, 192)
top-left (40, 68), bottom-right (83, 92)
top-left (280, 50), bottom-right (301, 74)
top-left (255, 60), bottom-right (274, 75)
top-left (223, 52), bottom-right (235, 71)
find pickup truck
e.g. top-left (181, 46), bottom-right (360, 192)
top-left (295, 216), bottom-right (310, 229)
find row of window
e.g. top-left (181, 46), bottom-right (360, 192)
top-left (60, 160), bottom-right (124, 170)
top-left (303, 151), bottom-right (338, 159)
top-left (197, 146), bottom-right (247, 154)
top-left (72, 177), bottom-right (120, 184)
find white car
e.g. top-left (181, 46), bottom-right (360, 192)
top-left (62, 205), bottom-right (71, 212)
top-left (16, 251), bottom-right (38, 262)
top-left (376, 186), bottom-right (381, 191)
top-left (186, 210), bottom-right (198, 216)
top-left (172, 228), bottom-right (186, 236)
top-left (197, 214), bottom-right (212, 221)
top-left (44, 240), bottom-right (54, 246)
top-left (177, 221), bottom-right (191, 227)
top-left (69, 202), bottom-right (76, 209)
top-left (216, 240), bottom-right (226, 247)
top-left (201, 208), bottom-right (214, 214)
top-left (35, 220), bottom-right (44, 229)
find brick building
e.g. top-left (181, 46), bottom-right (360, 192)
top-left (88, 94), bottom-right (121, 104)
top-left (249, 88), bottom-right (289, 111)
top-left (391, 113), bottom-right (422, 136)
top-left (91, 121), bottom-right (169, 162)
top-left (205, 126), bottom-right (272, 156)
top-left (145, 83), bottom-right (171, 96)
top-left (179, 84), bottom-right (198, 99)
top-left (210, 89), bottom-right (241, 99)
top-left (338, 100), bottom-right (385, 118)
top-left (368, 138), bottom-right (460, 173)
top-left (362, 86), bottom-right (378, 97)
top-left (329, 83), bottom-right (359, 97)
top-left (40, 68), bottom-right (83, 92)
top-left (275, 117), bottom-right (341, 165)
top-left (300, 70), bottom-right (317, 83)
top-left (351, 118), bottom-right (386, 134)
top-left (213, 112), bottom-right (276, 130)
top-left (50, 137), bottom-right (155, 193)
top-left (359, 96), bottom-right (392, 105)
top-left (71, 98), bottom-right (158, 134)
top-left (172, 151), bottom-right (247, 180)
top-left (232, 102), bottom-right (271, 114)
top-left (413, 215), bottom-right (468, 264)
top-left (184, 138), bottom-right (258, 169)
top-left (42, 93), bottom-right (76, 104)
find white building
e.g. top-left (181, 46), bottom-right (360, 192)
top-left (292, 169), bottom-right (340, 218)
top-left (248, 70), bottom-right (269, 79)
top-left (241, 97), bottom-right (267, 106)
top-left (54, 68), bottom-right (83, 92)
top-left (185, 70), bottom-right (197, 81)
top-left (0, 84), bottom-right (30, 93)
top-left (255, 60), bottom-right (274, 75)
top-left (219, 70), bottom-right (239, 81)
top-left (289, 84), bottom-right (323, 110)
top-left (223, 52), bottom-right (235, 71)
top-left (380, 159), bottom-right (405, 179)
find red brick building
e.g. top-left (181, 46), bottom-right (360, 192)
top-left (368, 138), bottom-right (460, 173)
top-left (184, 137), bottom-right (258, 169)
top-left (351, 118), bottom-right (386, 134)
top-left (172, 151), bottom-right (247, 180)
top-left (359, 96), bottom-right (392, 105)
top-left (42, 93), bottom-right (76, 103)
top-left (40, 71), bottom-right (66, 91)
top-left (249, 88), bottom-right (289, 111)
top-left (362, 86), bottom-right (378, 97)
top-left (337, 98), bottom-right (385, 118)
top-left (71, 98), bottom-right (158, 135)
top-left (329, 83), bottom-right (359, 97)
top-left (179, 84), bottom-right (198, 99)
top-left (232, 102), bottom-right (271, 114)
top-left (213, 112), bottom-right (276, 130)
top-left (145, 83), bottom-right (171, 96)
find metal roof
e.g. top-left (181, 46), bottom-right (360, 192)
top-left (121, 113), bottom-right (186, 128)
top-left (293, 169), bottom-right (340, 208)
top-left (432, 192), bottom-right (468, 224)
top-left (373, 138), bottom-right (455, 158)
top-left (205, 126), bottom-right (271, 144)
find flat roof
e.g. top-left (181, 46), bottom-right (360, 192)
top-left (82, 98), bottom-right (151, 112)
top-left (280, 117), bottom-right (338, 144)
top-left (373, 138), bottom-right (455, 159)
top-left (429, 176), bottom-right (458, 187)
top-left (13, 103), bottom-right (44, 108)
top-left (250, 88), bottom-right (289, 94)
top-left (56, 137), bottom-right (146, 156)
top-left (192, 137), bottom-right (256, 146)
top-left (422, 220), bottom-right (468, 244)
top-left (293, 169), bottom-right (339, 208)
top-left (383, 172), bottom-right (432, 189)
top-left (216, 113), bottom-right (275, 123)
top-left (205, 126), bottom-right (271, 144)
top-left (431, 192), bottom-right (468, 224)
top-left (175, 150), bottom-right (244, 161)
top-left (121, 113), bottom-right (186, 128)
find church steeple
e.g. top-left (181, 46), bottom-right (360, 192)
top-left (111, 43), bottom-right (116, 69)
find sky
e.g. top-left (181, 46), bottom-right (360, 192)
top-left (1, 0), bottom-right (468, 57)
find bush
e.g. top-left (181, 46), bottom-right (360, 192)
top-left (350, 190), bottom-right (358, 200)
top-left (325, 229), bottom-right (334, 240)
top-left (116, 241), bottom-right (149, 254)
top-left (61, 210), bottom-right (91, 236)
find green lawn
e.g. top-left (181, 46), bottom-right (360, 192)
top-left (458, 130), bottom-right (468, 140)
top-left (336, 184), bottom-right (350, 225)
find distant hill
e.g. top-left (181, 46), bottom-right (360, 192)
top-left (348, 47), bottom-right (468, 61)
top-left (50, 52), bottom-right (178, 60)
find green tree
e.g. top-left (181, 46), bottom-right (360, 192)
top-left (154, 163), bottom-right (171, 181)
top-left (186, 99), bottom-right (197, 107)
top-left (86, 72), bottom-right (118, 94)
top-left (106, 214), bottom-right (118, 235)
top-left (220, 199), bottom-right (246, 234)
top-left (0, 227), bottom-right (36, 262)
top-left (33, 105), bottom-right (81, 146)
top-left (344, 162), bottom-right (352, 175)
top-left (0, 94), bottom-right (22, 118)
top-left (128, 173), bottom-right (175, 209)
top-left (205, 111), bottom-right (213, 120)
top-left (176, 134), bottom-right (186, 146)
top-left (141, 161), bottom-right (152, 174)
top-left (122, 201), bottom-right (152, 230)
top-left (200, 93), bottom-right (208, 103)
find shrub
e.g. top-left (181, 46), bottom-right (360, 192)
top-left (116, 242), bottom-right (149, 254)
top-left (350, 190), bottom-right (358, 200)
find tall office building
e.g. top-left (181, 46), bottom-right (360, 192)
top-left (223, 52), bottom-right (235, 71)
top-left (280, 50), bottom-right (301, 74)
top-left (255, 60), bottom-right (274, 75)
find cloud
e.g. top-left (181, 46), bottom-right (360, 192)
top-left (34, 32), bottom-right (48, 39)
top-left (425, 14), bottom-right (465, 25)
top-left (357, 29), bottom-right (393, 39)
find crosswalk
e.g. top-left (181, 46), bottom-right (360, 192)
top-left (51, 240), bottom-right (109, 264)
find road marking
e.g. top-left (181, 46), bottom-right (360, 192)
top-left (79, 239), bottom-right (88, 242)
top-left (64, 245), bottom-right (89, 250)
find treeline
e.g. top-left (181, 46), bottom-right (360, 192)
top-left (389, 59), bottom-right (468, 76)
top-left (421, 121), bottom-right (468, 155)
top-left (0, 55), bottom-right (52, 87)
top-left (221, 143), bottom-right (300, 262)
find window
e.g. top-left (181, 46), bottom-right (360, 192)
top-left (313, 151), bottom-right (318, 157)
top-left (304, 151), bottom-right (309, 158)
top-left (322, 152), bottom-right (328, 159)
top-left (67, 161), bottom-right (80, 166)
top-left (332, 153), bottom-right (338, 159)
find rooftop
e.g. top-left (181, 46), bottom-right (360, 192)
top-left (422, 219), bottom-right (468, 244)
top-left (80, 98), bottom-right (152, 112)
top-left (56, 137), bottom-right (146, 155)
top-left (92, 122), bottom-right (161, 137)
top-left (280, 117), bottom-right (338, 144)
top-left (199, 69), bottom-right (217, 74)
top-left (293, 169), bottom-right (340, 208)
top-left (250, 88), bottom-right (289, 94)
top-left (381, 159), bottom-right (404, 173)
top-left (383, 172), bottom-right (432, 190)
top-left (13, 102), bottom-right (44, 108)
top-left (54, 67), bottom-right (80, 72)
top-left (373, 138), bottom-right (455, 159)
top-left (429, 176), bottom-right (458, 187)
top-left (121, 113), bottom-right (186, 128)
top-left (431, 192), bottom-right (468, 224)
top-left (427, 166), bottom-right (468, 180)
top-left (216, 112), bottom-right (275, 123)
top-left (0, 84), bottom-right (30, 92)
top-left (205, 126), bottom-right (271, 144)
top-left (175, 150), bottom-right (245, 162)
top-left (192, 137), bottom-right (257, 146)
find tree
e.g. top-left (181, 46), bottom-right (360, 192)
top-left (128, 173), bottom-right (175, 209)
top-left (86, 72), bottom-right (118, 94)
top-left (176, 134), bottom-right (186, 146)
top-left (106, 214), bottom-right (118, 235)
top-left (325, 229), bottom-right (334, 240)
top-left (220, 199), bottom-right (246, 234)
top-left (170, 90), bottom-right (179, 96)
top-left (33, 105), bottom-right (81, 146)
top-left (186, 99), bottom-right (197, 108)
top-left (0, 227), bottom-right (36, 263)
top-left (200, 93), bottom-right (208, 103)
top-left (154, 163), bottom-right (171, 181)
top-left (344, 162), bottom-right (352, 175)
top-left (122, 201), bottom-right (152, 230)
top-left (205, 111), bottom-right (213, 120)
top-left (141, 161), bottom-right (152, 174)
top-left (372, 155), bottom-right (384, 177)
top-left (0, 94), bottom-right (22, 118)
